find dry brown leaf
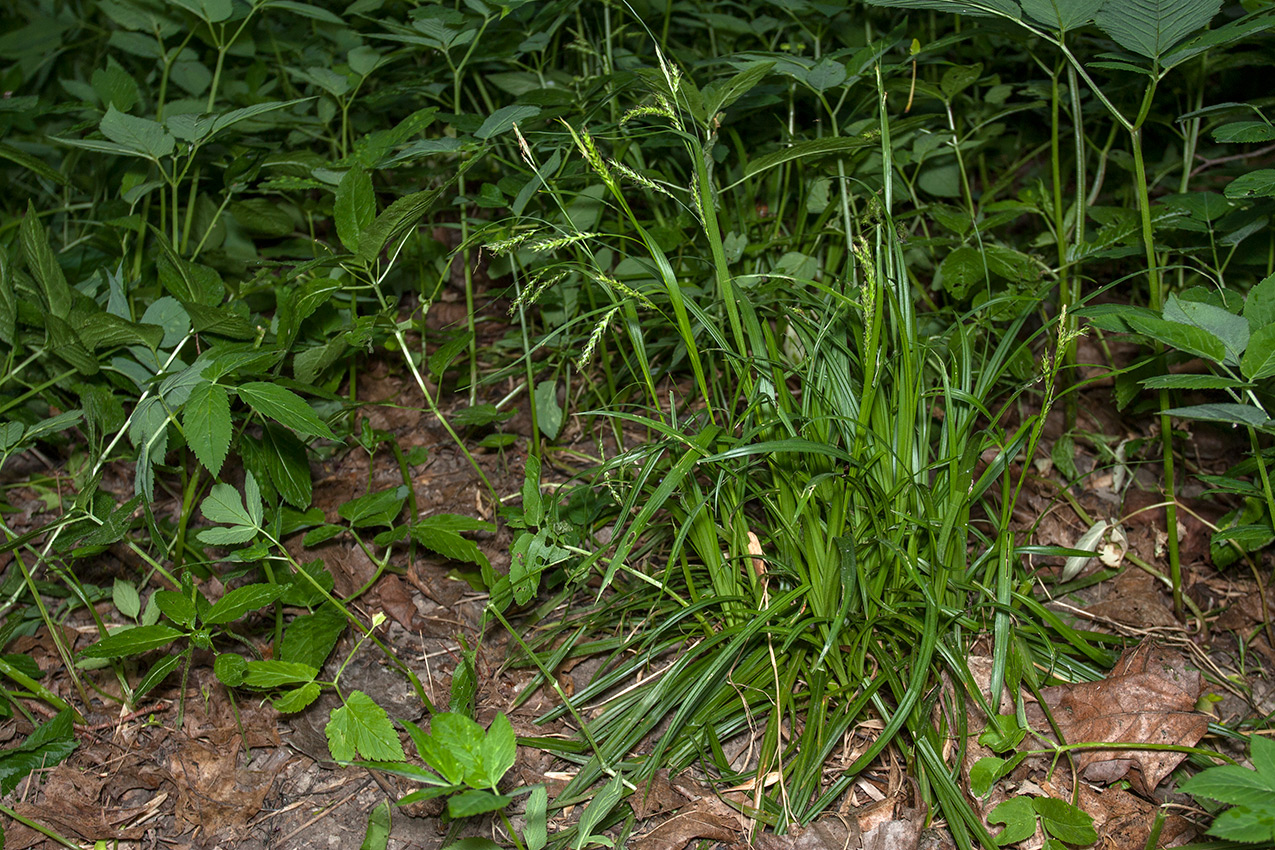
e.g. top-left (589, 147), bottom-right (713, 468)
top-left (1025, 642), bottom-right (1207, 793)
top-left (751, 818), bottom-right (857, 850)
top-left (631, 799), bottom-right (741, 850)
top-left (631, 770), bottom-right (690, 820)
top-left (168, 738), bottom-right (275, 834)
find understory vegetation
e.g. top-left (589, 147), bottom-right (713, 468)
top-left (1, 0), bottom-right (1274, 847)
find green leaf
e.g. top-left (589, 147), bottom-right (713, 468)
top-left (361, 799), bottom-right (391, 850)
top-left (409, 525), bottom-right (491, 571)
top-left (1214, 121), bottom-right (1275, 143)
top-left (169, 0), bottom-right (232, 23)
top-left (804, 57), bottom-right (847, 92)
top-left (478, 713), bottom-right (516, 790)
top-left (214, 652), bottom-right (247, 687)
top-left (703, 61), bottom-right (774, 116)
top-left (198, 525), bottom-right (260, 545)
top-left (1163, 293), bottom-right (1248, 365)
top-left (261, 423), bottom-right (313, 509)
top-left (574, 773), bottom-right (624, 850)
top-left (1124, 313), bottom-right (1226, 363)
top-left (1164, 403), bottom-right (1270, 428)
top-left (522, 456), bottom-right (543, 528)
top-left (335, 166), bottom-right (376, 253)
top-left (989, 796), bottom-right (1037, 846)
top-left (201, 483), bottom-right (256, 528)
top-left (113, 578), bottom-right (141, 620)
top-left (19, 201), bottom-right (73, 318)
top-left (78, 625), bottom-right (185, 659)
top-left (940, 245), bottom-right (987, 301)
top-left (447, 789), bottom-right (515, 818)
top-left (0, 142), bottom-right (68, 186)
top-left (476, 105), bottom-right (540, 140)
top-left (326, 690), bottom-right (405, 762)
top-left (1226, 169), bottom-right (1275, 200)
top-left (1242, 325), bottom-right (1275, 381)
top-left (744, 136), bottom-right (875, 180)
top-left (534, 380), bottom-right (562, 440)
top-left (859, 0), bottom-right (1019, 15)
top-left (418, 712), bottom-right (483, 785)
top-left (525, 785), bottom-right (548, 850)
top-left (183, 381), bottom-right (232, 476)
top-left (134, 652), bottom-right (183, 701)
top-left (100, 105), bottom-right (176, 160)
top-left (154, 590), bottom-right (197, 627)
top-left (0, 710), bottom-right (78, 795)
top-left (203, 583), bottom-right (286, 626)
top-left (280, 604), bottom-right (346, 669)
top-left (1209, 802), bottom-right (1275, 843)
top-left (338, 486), bottom-right (408, 527)
top-left (243, 660), bottom-right (318, 688)
top-left (1141, 374), bottom-right (1250, 390)
top-left (238, 382), bottom-right (337, 441)
top-left (273, 682), bottom-right (323, 713)
top-left (356, 161), bottom-right (472, 263)
top-left (1020, 0), bottom-right (1102, 31)
top-left (1033, 797), bottom-right (1097, 845)
top-left (940, 63), bottom-right (982, 99)
top-left (1094, 0), bottom-right (1222, 62)
top-left (1244, 273), bottom-right (1275, 332)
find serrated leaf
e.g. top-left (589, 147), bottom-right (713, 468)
top-left (203, 583), bottom-right (285, 626)
top-left (100, 105), bottom-right (175, 160)
top-left (1124, 313), bottom-right (1225, 363)
top-left (183, 381), bottom-right (232, 476)
top-left (476, 105), bottom-right (540, 140)
top-left (238, 382), bottom-right (337, 441)
top-left (1226, 168), bottom-right (1275, 200)
top-left (940, 245), bottom-right (987, 301)
top-left (744, 136), bottom-right (874, 180)
top-left (356, 163), bottom-right (471, 263)
top-left (214, 652), bottom-right (247, 686)
top-left (261, 423), bottom-right (312, 508)
top-left (804, 57), bottom-right (847, 92)
top-left (1020, 0), bottom-right (1102, 31)
top-left (447, 789), bottom-right (515, 818)
top-left (19, 201), bottom-right (73, 318)
top-left (154, 590), bottom-right (197, 627)
top-left (338, 486), bottom-right (408, 527)
top-left (1244, 273), bottom-right (1275, 332)
top-left (78, 624), bottom-right (185, 659)
top-left (478, 713), bottom-right (516, 790)
top-left (409, 525), bottom-right (490, 571)
top-left (198, 525), bottom-right (260, 545)
top-left (1094, 0), bottom-right (1222, 62)
top-left (534, 380), bottom-right (562, 440)
top-left (335, 166), bottom-right (376, 253)
top-left (1242, 324), bottom-right (1275, 381)
top-left (201, 483), bottom-right (256, 528)
top-left (134, 652), bottom-right (183, 701)
top-left (1213, 121), bottom-right (1275, 143)
top-left (243, 660), bottom-right (318, 688)
top-left (0, 710), bottom-right (78, 795)
top-left (273, 682), bottom-right (323, 713)
top-left (113, 578), bottom-right (141, 620)
top-left (280, 604), bottom-right (346, 669)
top-left (1141, 374), bottom-right (1250, 390)
top-left (326, 691), bottom-right (405, 762)
top-left (1164, 403), bottom-right (1270, 427)
top-left (1163, 293), bottom-right (1248, 365)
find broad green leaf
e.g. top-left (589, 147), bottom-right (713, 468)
top-left (476, 105), bottom-right (540, 140)
top-left (941, 63), bottom-right (982, 99)
top-left (113, 578), bottom-right (141, 620)
top-left (266, 0), bottom-right (344, 23)
top-left (154, 590), bottom-right (197, 627)
top-left (939, 245), bottom-right (987, 301)
top-left (805, 57), bottom-right (847, 92)
top-left (478, 713), bottom-right (516, 790)
top-left (703, 61), bottom-right (774, 116)
top-left (1020, 0), bottom-right (1102, 31)
top-left (524, 785), bottom-right (548, 850)
top-left (183, 381), bottom-right (232, 476)
top-left (361, 799), bottom-right (391, 850)
top-left (521, 456), bottom-right (543, 527)
top-left (356, 161), bottom-right (470, 263)
top-left (574, 773), bottom-right (624, 850)
top-left (273, 682), bottom-right (323, 713)
top-left (326, 691), bottom-right (405, 762)
top-left (169, 0), bottom-right (232, 23)
top-left (1213, 121), bottom-right (1275, 144)
top-left (280, 604), bottom-right (346, 669)
top-left (201, 483), bottom-right (256, 528)
top-left (534, 380), bottom-right (562, 439)
top-left (261, 423), bottom-right (313, 509)
top-left (409, 525), bottom-right (491, 570)
top-left (1242, 325), bottom-right (1275, 381)
top-left (859, 0), bottom-right (1019, 15)
top-left (1209, 802), bottom-right (1275, 843)
top-left (335, 166), bottom-right (376, 253)
top-left (419, 713), bottom-right (483, 785)
top-left (198, 525), bottom-right (260, 545)
top-left (447, 789), bottom-right (515, 818)
top-left (237, 382), bottom-right (337, 441)
top-left (100, 105), bottom-right (175, 160)
top-left (1094, 0), bottom-right (1221, 62)
top-left (0, 142), bottom-right (69, 186)
top-left (214, 652), bottom-right (247, 686)
top-left (1164, 403), bottom-right (1270, 427)
top-left (989, 796), bottom-right (1036, 846)
top-left (0, 711), bottom-right (78, 795)
top-left (19, 201), bottom-right (73, 318)
top-left (1124, 313), bottom-right (1225, 363)
top-left (1033, 797), bottom-right (1097, 845)
top-left (1141, 374), bottom-right (1250, 390)
top-left (243, 660), bottom-right (318, 688)
top-left (1181, 762), bottom-right (1275, 807)
top-left (134, 653), bottom-right (183, 701)
top-left (338, 486), bottom-right (408, 527)
top-left (1226, 169), bottom-right (1275, 200)
top-left (1244, 273), bottom-right (1275, 332)
top-left (1163, 294), bottom-right (1248, 365)
top-left (203, 583), bottom-right (286, 625)
top-left (78, 625), bottom-right (184, 659)
top-left (744, 136), bottom-right (875, 180)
